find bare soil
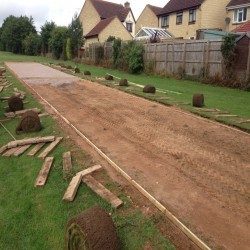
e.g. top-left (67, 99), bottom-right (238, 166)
top-left (6, 62), bottom-right (250, 250)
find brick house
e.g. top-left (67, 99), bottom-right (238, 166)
top-left (79, 0), bottom-right (135, 46)
top-left (135, 5), bottom-right (162, 34)
top-left (157, 0), bottom-right (231, 39)
top-left (226, 0), bottom-right (250, 32)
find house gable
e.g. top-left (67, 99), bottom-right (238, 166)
top-left (79, 0), bottom-right (101, 36)
top-left (136, 5), bottom-right (162, 33)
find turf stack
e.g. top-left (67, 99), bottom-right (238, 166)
top-left (8, 96), bottom-right (23, 112)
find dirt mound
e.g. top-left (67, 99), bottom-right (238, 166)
top-left (66, 206), bottom-right (120, 250)
top-left (84, 70), bottom-right (91, 75)
top-left (105, 74), bottom-right (113, 81)
top-left (193, 94), bottom-right (204, 107)
top-left (8, 96), bottom-right (23, 112)
top-left (143, 85), bottom-right (156, 93)
top-left (119, 79), bottom-right (128, 86)
top-left (16, 110), bottom-right (41, 134)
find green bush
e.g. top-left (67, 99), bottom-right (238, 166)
top-left (23, 33), bottom-right (41, 56)
top-left (122, 41), bottom-right (144, 74)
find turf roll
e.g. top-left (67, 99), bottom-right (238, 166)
top-left (105, 74), bottom-right (113, 80)
top-left (84, 70), bottom-right (91, 75)
top-left (192, 93), bottom-right (204, 107)
top-left (119, 79), bottom-right (128, 86)
top-left (66, 206), bottom-right (120, 250)
top-left (8, 96), bottom-right (24, 112)
top-left (143, 84), bottom-right (156, 93)
top-left (16, 110), bottom-right (41, 134)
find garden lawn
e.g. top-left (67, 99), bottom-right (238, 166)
top-left (0, 52), bottom-right (174, 250)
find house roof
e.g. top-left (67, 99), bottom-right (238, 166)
top-left (148, 4), bottom-right (162, 15)
top-left (85, 16), bottom-right (116, 38)
top-left (158, 0), bottom-right (204, 15)
top-left (233, 20), bottom-right (250, 32)
top-left (90, 0), bottom-right (131, 22)
top-left (227, 0), bottom-right (250, 8)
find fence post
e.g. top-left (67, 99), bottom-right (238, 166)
top-left (172, 43), bottom-right (175, 75)
top-left (154, 44), bottom-right (157, 72)
top-left (183, 42), bottom-right (187, 72)
top-left (165, 43), bottom-right (168, 76)
top-left (246, 41), bottom-right (250, 81)
top-left (205, 40), bottom-right (210, 77)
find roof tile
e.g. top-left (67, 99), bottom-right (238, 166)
top-left (227, 0), bottom-right (250, 8)
top-left (91, 0), bottom-right (130, 22)
top-left (158, 0), bottom-right (204, 15)
top-left (85, 16), bottom-right (116, 38)
top-left (148, 4), bottom-right (162, 15)
top-left (233, 20), bottom-right (250, 32)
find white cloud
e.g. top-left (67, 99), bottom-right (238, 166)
top-left (0, 0), bottom-right (169, 32)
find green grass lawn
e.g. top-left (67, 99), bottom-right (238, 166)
top-left (0, 52), bottom-right (174, 249)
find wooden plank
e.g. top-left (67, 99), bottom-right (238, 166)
top-left (2, 147), bottom-right (21, 157)
top-left (13, 144), bottom-right (32, 156)
top-left (63, 174), bottom-right (82, 201)
top-left (63, 151), bottom-right (72, 177)
top-left (0, 118), bottom-right (11, 123)
top-left (38, 113), bottom-right (49, 118)
top-left (35, 157), bottom-right (54, 187)
top-left (38, 137), bottom-right (63, 159)
top-left (4, 112), bottom-right (15, 118)
top-left (76, 165), bottom-right (102, 177)
top-left (0, 86), bottom-right (4, 92)
top-left (27, 143), bottom-right (45, 156)
top-left (82, 175), bottom-right (123, 209)
top-left (215, 114), bottom-right (238, 117)
top-left (0, 144), bottom-right (8, 154)
top-left (237, 119), bottom-right (250, 124)
top-left (15, 108), bottom-right (41, 116)
top-left (7, 136), bottom-right (55, 148)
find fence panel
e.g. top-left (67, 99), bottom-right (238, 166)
top-left (144, 40), bottom-right (224, 78)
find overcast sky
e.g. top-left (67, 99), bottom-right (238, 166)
top-left (0, 0), bottom-right (169, 32)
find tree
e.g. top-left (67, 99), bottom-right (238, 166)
top-left (23, 33), bottom-right (41, 56)
top-left (68, 13), bottom-right (83, 58)
top-left (49, 26), bottom-right (68, 59)
top-left (66, 38), bottom-right (72, 60)
top-left (40, 21), bottom-right (56, 55)
top-left (0, 15), bottom-right (36, 53)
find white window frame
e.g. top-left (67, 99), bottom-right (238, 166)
top-left (189, 9), bottom-right (196, 23)
top-left (176, 12), bottom-right (183, 24)
top-left (233, 7), bottom-right (247, 23)
top-left (126, 22), bottom-right (133, 32)
top-left (162, 15), bottom-right (169, 27)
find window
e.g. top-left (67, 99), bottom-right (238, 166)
top-left (161, 15), bottom-right (169, 27)
top-left (234, 8), bottom-right (247, 23)
top-left (189, 9), bottom-right (196, 23)
top-left (176, 12), bottom-right (183, 24)
top-left (126, 22), bottom-right (133, 32)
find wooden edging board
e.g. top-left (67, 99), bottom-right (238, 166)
top-left (63, 151), bottom-right (72, 178)
top-left (27, 143), bottom-right (45, 156)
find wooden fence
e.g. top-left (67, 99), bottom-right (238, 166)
top-left (144, 40), bottom-right (223, 78)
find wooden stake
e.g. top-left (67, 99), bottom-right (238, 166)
top-left (7, 136), bottom-right (55, 149)
top-left (82, 175), bottom-right (123, 209)
top-left (35, 157), bottom-right (54, 187)
top-left (27, 143), bottom-right (45, 156)
top-left (38, 137), bottom-right (63, 159)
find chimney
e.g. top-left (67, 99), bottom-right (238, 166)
top-left (124, 1), bottom-right (130, 8)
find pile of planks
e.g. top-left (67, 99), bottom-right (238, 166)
top-left (0, 136), bottom-right (62, 158)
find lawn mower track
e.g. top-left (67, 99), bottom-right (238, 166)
top-left (6, 62), bottom-right (250, 250)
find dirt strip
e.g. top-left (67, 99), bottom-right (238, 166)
top-left (6, 62), bottom-right (250, 250)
